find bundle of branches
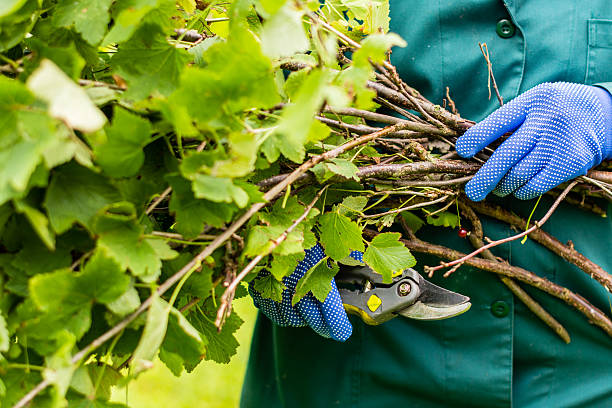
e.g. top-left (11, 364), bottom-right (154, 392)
top-left (1, 1), bottom-right (611, 407)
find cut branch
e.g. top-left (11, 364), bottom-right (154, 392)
top-left (363, 229), bottom-right (612, 338)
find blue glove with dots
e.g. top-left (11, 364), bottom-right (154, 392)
top-left (248, 244), bottom-right (359, 342)
top-left (456, 82), bottom-right (612, 201)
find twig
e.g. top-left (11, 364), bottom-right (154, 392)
top-left (369, 175), bottom-right (473, 187)
top-left (215, 185), bottom-right (329, 328)
top-left (468, 199), bottom-right (612, 293)
top-left (478, 43), bottom-right (503, 106)
top-left (145, 186), bottom-right (172, 215)
top-left (78, 79), bottom-right (126, 91)
top-left (428, 181), bottom-right (577, 276)
top-left (587, 170), bottom-right (612, 184)
top-left (445, 87), bottom-right (458, 115)
top-left (316, 116), bottom-right (421, 138)
top-left (360, 194), bottom-right (450, 219)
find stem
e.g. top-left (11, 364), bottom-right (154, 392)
top-left (427, 181), bottom-right (577, 275)
top-left (468, 199), bottom-right (612, 293)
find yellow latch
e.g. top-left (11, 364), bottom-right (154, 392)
top-left (367, 294), bottom-right (382, 312)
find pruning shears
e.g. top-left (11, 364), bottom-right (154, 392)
top-left (337, 264), bottom-right (471, 325)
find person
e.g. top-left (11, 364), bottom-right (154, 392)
top-left (242, 1), bottom-right (612, 407)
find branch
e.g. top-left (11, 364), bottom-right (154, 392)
top-left (468, 199), bottom-right (612, 293)
top-left (360, 194), bottom-right (450, 219)
top-left (363, 228), bottom-right (612, 338)
top-left (427, 181), bottom-right (577, 276)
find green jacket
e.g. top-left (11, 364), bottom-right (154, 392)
top-left (242, 1), bottom-right (612, 407)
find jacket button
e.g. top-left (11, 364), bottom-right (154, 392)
top-left (496, 19), bottom-right (515, 38)
top-left (491, 300), bottom-right (510, 317)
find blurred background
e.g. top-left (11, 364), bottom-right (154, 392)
top-left (111, 298), bottom-right (258, 408)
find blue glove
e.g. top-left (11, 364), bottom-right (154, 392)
top-left (456, 82), bottom-right (612, 201)
top-left (248, 244), bottom-right (360, 342)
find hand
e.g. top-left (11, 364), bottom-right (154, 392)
top-left (248, 244), bottom-right (361, 342)
top-left (456, 82), bottom-right (612, 201)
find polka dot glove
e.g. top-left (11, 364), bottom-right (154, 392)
top-left (456, 82), bottom-right (612, 201)
top-left (248, 244), bottom-right (360, 342)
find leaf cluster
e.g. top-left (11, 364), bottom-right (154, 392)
top-left (0, 1), bottom-right (438, 406)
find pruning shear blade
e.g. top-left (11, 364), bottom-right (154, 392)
top-left (337, 264), bottom-right (470, 325)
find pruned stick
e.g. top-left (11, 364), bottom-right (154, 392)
top-left (468, 200), bottom-right (612, 293)
top-left (363, 228), bottom-right (612, 338)
top-left (428, 182), bottom-right (577, 275)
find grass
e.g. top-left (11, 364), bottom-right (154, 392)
top-left (111, 297), bottom-right (258, 408)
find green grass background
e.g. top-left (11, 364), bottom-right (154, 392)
top-left (111, 297), bottom-right (258, 408)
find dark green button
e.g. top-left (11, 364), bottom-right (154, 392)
top-left (496, 19), bottom-right (515, 38)
top-left (491, 300), bottom-right (510, 317)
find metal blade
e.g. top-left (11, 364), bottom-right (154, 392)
top-left (397, 278), bottom-right (471, 321)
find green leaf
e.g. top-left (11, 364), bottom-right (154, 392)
top-left (0, 313), bottom-right (8, 353)
top-left (401, 211), bottom-right (425, 233)
top-left (44, 163), bottom-right (122, 234)
top-left (244, 197), bottom-right (318, 257)
top-left (318, 211), bottom-right (364, 261)
top-left (292, 257), bottom-right (338, 305)
top-left (260, 2), bottom-right (308, 59)
top-left (426, 211), bottom-right (459, 229)
top-left (191, 175), bottom-right (249, 208)
top-left (338, 195), bottom-right (368, 216)
top-left (26, 59), bottom-right (107, 133)
top-left (269, 252), bottom-right (304, 280)
top-left (53, 0), bottom-right (113, 45)
top-left (167, 175), bottom-right (236, 239)
top-left (106, 286), bottom-right (141, 317)
top-left (69, 364), bottom-right (122, 401)
top-left (253, 274), bottom-right (286, 302)
top-left (160, 307), bottom-right (206, 374)
top-left (95, 108), bottom-right (152, 177)
top-left (263, 69), bottom-right (334, 162)
top-left (103, 0), bottom-right (174, 45)
top-left (167, 29), bottom-right (280, 128)
top-left (28, 270), bottom-right (93, 339)
top-left (80, 251), bottom-right (130, 304)
top-left (111, 24), bottom-right (191, 101)
top-left (188, 302), bottom-right (243, 364)
top-left (131, 296), bottom-right (169, 375)
top-left (363, 232), bottom-right (416, 283)
top-left (94, 202), bottom-right (175, 282)
top-left (0, 0), bottom-right (37, 52)
top-left (24, 38), bottom-right (86, 80)
top-left (0, 79), bottom-right (83, 205)
top-left (211, 132), bottom-right (258, 178)
top-left (12, 243), bottom-right (71, 276)
top-left (13, 200), bottom-right (55, 250)
top-left (325, 158), bottom-right (360, 181)
top-left (0, 0), bottom-right (27, 17)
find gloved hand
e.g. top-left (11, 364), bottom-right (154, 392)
top-left (248, 244), bottom-right (361, 342)
top-left (456, 82), bottom-right (612, 201)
